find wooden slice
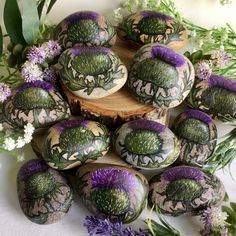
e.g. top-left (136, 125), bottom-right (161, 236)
top-left (61, 37), bottom-right (169, 127)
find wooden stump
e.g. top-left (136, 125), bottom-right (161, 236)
top-left (61, 37), bottom-right (169, 127)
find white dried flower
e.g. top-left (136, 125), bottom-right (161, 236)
top-left (24, 123), bottom-right (35, 136)
top-left (16, 137), bottom-right (26, 149)
top-left (4, 137), bottom-right (16, 151)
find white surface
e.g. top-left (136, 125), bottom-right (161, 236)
top-left (0, 1), bottom-right (236, 236)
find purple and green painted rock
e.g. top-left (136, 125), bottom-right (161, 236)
top-left (75, 163), bottom-right (149, 223)
top-left (118, 10), bottom-right (188, 49)
top-left (172, 109), bottom-right (217, 167)
top-left (149, 166), bottom-right (225, 216)
top-left (42, 119), bottom-right (110, 170)
top-left (3, 81), bottom-right (70, 129)
top-left (128, 44), bottom-right (195, 109)
top-left (54, 11), bottom-right (116, 48)
top-left (113, 119), bottom-right (180, 169)
top-left (58, 46), bottom-right (128, 99)
top-left (187, 75), bottom-right (236, 125)
top-left (17, 159), bottom-right (73, 224)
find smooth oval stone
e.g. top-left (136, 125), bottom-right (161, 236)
top-left (187, 75), bottom-right (236, 125)
top-left (172, 109), bottom-right (217, 166)
top-left (58, 47), bottom-right (128, 99)
top-left (149, 166), bottom-right (225, 216)
top-left (75, 163), bottom-right (149, 223)
top-left (118, 10), bottom-right (188, 49)
top-left (54, 11), bottom-right (116, 48)
top-left (42, 119), bottom-right (110, 170)
top-left (17, 159), bottom-right (73, 224)
top-left (113, 119), bottom-right (180, 169)
top-left (128, 44), bottom-right (195, 109)
top-left (3, 81), bottom-right (70, 129)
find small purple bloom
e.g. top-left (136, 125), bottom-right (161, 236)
top-left (54, 119), bottom-right (88, 133)
top-left (91, 168), bottom-right (137, 192)
top-left (208, 75), bottom-right (236, 93)
top-left (128, 119), bottom-right (165, 134)
top-left (18, 159), bottom-right (48, 181)
top-left (71, 46), bottom-right (111, 56)
top-left (0, 82), bottom-right (11, 102)
top-left (211, 50), bottom-right (230, 68)
top-left (151, 45), bottom-right (185, 67)
top-left (27, 46), bottom-right (46, 64)
top-left (163, 166), bottom-right (204, 182)
top-left (43, 40), bottom-right (62, 59)
top-left (65, 11), bottom-right (99, 25)
top-left (194, 61), bottom-right (212, 80)
top-left (17, 81), bottom-right (54, 92)
top-left (43, 68), bottom-right (58, 82)
top-left (184, 109), bottom-right (213, 125)
top-left (21, 61), bottom-right (44, 82)
top-left (140, 10), bottom-right (173, 21)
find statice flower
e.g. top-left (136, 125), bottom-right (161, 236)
top-left (21, 61), bottom-right (44, 82)
top-left (16, 137), bottom-right (26, 148)
top-left (4, 137), bottom-right (16, 151)
top-left (43, 40), bottom-right (62, 59)
top-left (43, 68), bottom-right (57, 82)
top-left (194, 61), bottom-right (212, 80)
top-left (200, 206), bottom-right (228, 236)
top-left (84, 215), bottom-right (149, 236)
top-left (211, 50), bottom-right (231, 68)
top-left (0, 83), bottom-right (11, 102)
top-left (27, 45), bottom-right (46, 64)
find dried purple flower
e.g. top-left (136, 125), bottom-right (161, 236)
top-left (151, 45), bottom-right (185, 67)
top-left (17, 81), bottom-right (54, 92)
top-left (211, 50), bottom-right (230, 68)
top-left (0, 82), bottom-right (11, 102)
top-left (163, 166), bottom-right (204, 182)
top-left (43, 40), bottom-right (62, 59)
top-left (91, 168), bottom-right (137, 192)
top-left (65, 11), bottom-right (98, 25)
top-left (71, 46), bottom-right (111, 56)
top-left (128, 119), bottom-right (165, 134)
top-left (27, 45), bottom-right (46, 64)
top-left (84, 215), bottom-right (147, 236)
top-left (21, 61), bottom-right (44, 82)
top-left (54, 119), bottom-right (88, 133)
top-left (184, 109), bottom-right (213, 125)
top-left (18, 159), bottom-right (48, 181)
top-left (140, 10), bottom-right (173, 21)
top-left (194, 61), bottom-right (212, 80)
top-left (208, 75), bottom-right (236, 93)
top-left (43, 68), bottom-right (57, 82)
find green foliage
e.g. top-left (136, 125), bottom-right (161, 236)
top-left (4, 0), bottom-right (26, 45)
top-left (22, 0), bottom-right (40, 44)
top-left (46, 0), bottom-right (57, 14)
top-left (222, 203), bottom-right (236, 235)
top-left (0, 26), bottom-right (3, 57)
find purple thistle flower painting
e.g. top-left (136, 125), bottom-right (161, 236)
top-left (163, 166), bottom-right (204, 182)
top-left (0, 82), bottom-right (11, 102)
top-left (27, 46), bottom-right (46, 64)
top-left (208, 75), bottom-right (236, 93)
top-left (71, 46), bottom-right (111, 56)
top-left (65, 11), bottom-right (98, 25)
top-left (17, 81), bottom-right (54, 92)
top-left (140, 10), bottom-right (173, 21)
top-left (184, 109), bottom-right (213, 125)
top-left (91, 168), bottom-right (138, 192)
top-left (54, 119), bottom-right (89, 133)
top-left (151, 45), bottom-right (185, 67)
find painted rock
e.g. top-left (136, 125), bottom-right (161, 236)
top-left (54, 11), bottom-right (116, 48)
top-left (113, 119), bottom-right (180, 169)
top-left (128, 44), bottom-right (195, 109)
top-left (118, 10), bottom-right (188, 49)
top-left (58, 47), bottom-right (128, 99)
top-left (3, 81), bottom-right (70, 129)
top-left (75, 163), bottom-right (149, 223)
top-left (149, 166), bottom-right (225, 216)
top-left (187, 75), bottom-right (236, 125)
top-left (17, 159), bottom-right (73, 224)
top-left (42, 119), bottom-right (110, 170)
top-left (172, 109), bottom-right (217, 166)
